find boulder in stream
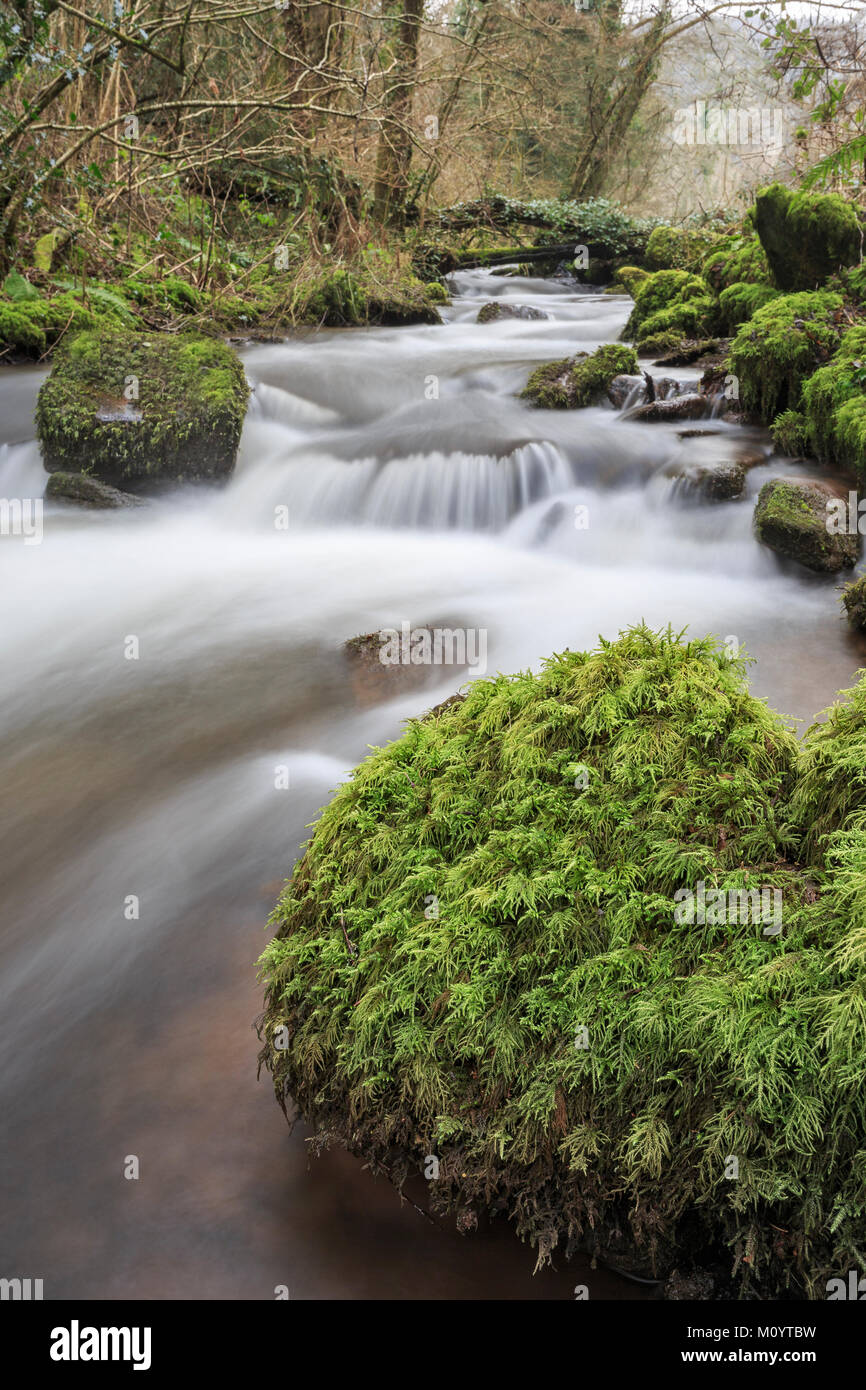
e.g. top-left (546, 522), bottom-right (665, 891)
top-left (521, 344), bottom-right (638, 409)
top-left (45, 471), bottom-right (146, 509)
top-left (476, 302), bottom-right (547, 323)
top-left (36, 329), bottom-right (249, 491)
top-left (664, 456), bottom-right (746, 502)
top-left (754, 477), bottom-right (859, 572)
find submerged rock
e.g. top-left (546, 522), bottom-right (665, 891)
top-left (258, 624), bottom-right (866, 1298)
top-left (343, 625), bottom-right (469, 709)
top-left (45, 471), bottom-right (146, 509)
top-left (36, 329), bottom-right (249, 491)
top-left (607, 374), bottom-right (647, 409)
top-left (476, 302), bottom-right (547, 323)
top-left (754, 477), bottom-right (859, 571)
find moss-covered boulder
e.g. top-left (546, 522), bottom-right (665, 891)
top-left (36, 329), bottom-right (249, 490)
top-left (702, 234), bottom-right (772, 293)
top-left (258, 625), bottom-right (866, 1297)
top-left (754, 477), bottom-right (858, 572)
top-left (801, 325), bottom-right (866, 482)
top-left (841, 574), bottom-right (866, 632)
top-left (645, 225), bottom-right (722, 274)
top-left (753, 183), bottom-right (862, 291)
top-left (521, 344), bottom-right (638, 409)
top-left (476, 302), bottom-right (547, 323)
top-left (729, 291), bottom-right (844, 422)
top-left (623, 269), bottom-right (712, 341)
top-left (717, 281), bottom-right (779, 333)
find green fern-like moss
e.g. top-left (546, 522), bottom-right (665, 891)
top-left (258, 625), bottom-right (866, 1295)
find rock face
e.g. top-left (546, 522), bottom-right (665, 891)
top-left (45, 471), bottom-right (146, 509)
top-left (36, 329), bottom-right (249, 491)
top-left (754, 478), bottom-right (859, 572)
top-left (476, 302), bottom-right (547, 323)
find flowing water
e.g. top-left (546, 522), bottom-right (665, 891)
top-left (1, 269), bottom-right (863, 1300)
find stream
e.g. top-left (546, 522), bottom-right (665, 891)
top-left (0, 267), bottom-right (863, 1300)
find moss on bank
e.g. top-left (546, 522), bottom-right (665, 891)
top-left (35, 329), bottom-right (249, 488)
top-left (801, 325), bottom-right (866, 483)
top-left (717, 281), bottom-right (779, 332)
top-left (644, 225), bottom-right (722, 274)
top-left (623, 269), bottom-right (711, 341)
top-left (729, 291), bottom-right (844, 422)
top-left (521, 344), bottom-right (638, 408)
top-left (702, 235), bottom-right (772, 294)
top-left (770, 410), bottom-right (811, 458)
top-left (258, 624), bottom-right (866, 1298)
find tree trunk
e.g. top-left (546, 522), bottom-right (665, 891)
top-left (372, 0), bottom-right (424, 226)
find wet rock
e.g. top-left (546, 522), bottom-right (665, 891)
top-left (665, 457), bottom-right (746, 502)
top-left (607, 374), bottom-right (647, 409)
top-left (343, 624), bottom-right (469, 709)
top-left (754, 477), bottom-right (859, 572)
top-left (476, 302), bottom-right (548, 323)
top-left (36, 329), bottom-right (249, 490)
top-left (45, 471), bottom-right (147, 509)
top-left (628, 393), bottom-right (709, 423)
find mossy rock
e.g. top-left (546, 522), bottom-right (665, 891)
top-left (770, 410), bottom-right (811, 458)
top-left (258, 624), bottom-right (866, 1297)
top-left (717, 281), bottom-right (779, 333)
top-left (729, 291), bottom-right (844, 422)
top-left (521, 344), bottom-right (638, 409)
top-left (623, 270), bottom-right (712, 339)
top-left (36, 329), bottom-right (249, 490)
top-left (645, 225), bottom-right (722, 274)
top-left (425, 281), bottom-right (450, 305)
top-left (754, 477), bottom-right (858, 572)
top-left (702, 235), bottom-right (772, 294)
top-left (801, 325), bottom-right (866, 482)
top-left (289, 257), bottom-right (442, 326)
top-left (753, 183), bottom-right (862, 292)
top-left (614, 265), bottom-right (648, 295)
top-left (635, 295), bottom-right (718, 348)
top-left (841, 574), bottom-right (866, 633)
top-left (637, 330), bottom-right (681, 357)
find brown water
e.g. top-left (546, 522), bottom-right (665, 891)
top-left (1, 270), bottom-right (864, 1299)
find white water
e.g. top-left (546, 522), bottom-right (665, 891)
top-left (0, 267), bottom-right (863, 1298)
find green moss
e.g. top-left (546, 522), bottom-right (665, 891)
top-left (287, 251), bottom-right (442, 326)
top-left (35, 328), bottom-right (249, 488)
top-left (717, 281), bottom-right (780, 332)
top-left (636, 330), bottom-right (681, 357)
top-left (258, 623), bottom-right (866, 1297)
top-left (840, 575), bottom-right (866, 633)
top-left (424, 281), bottom-right (450, 305)
top-left (163, 276), bottom-right (203, 313)
top-left (801, 325), bottom-right (866, 480)
top-left (614, 265), bottom-right (649, 295)
top-left (753, 183), bottom-right (862, 291)
top-left (636, 295), bottom-right (718, 346)
top-left (623, 269), bottom-right (711, 338)
top-left (702, 235), bottom-right (772, 294)
top-left (521, 344), bottom-right (638, 409)
top-left (770, 410), bottom-right (811, 458)
top-left (645, 225), bottom-right (721, 273)
top-left (729, 290), bottom-right (844, 421)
